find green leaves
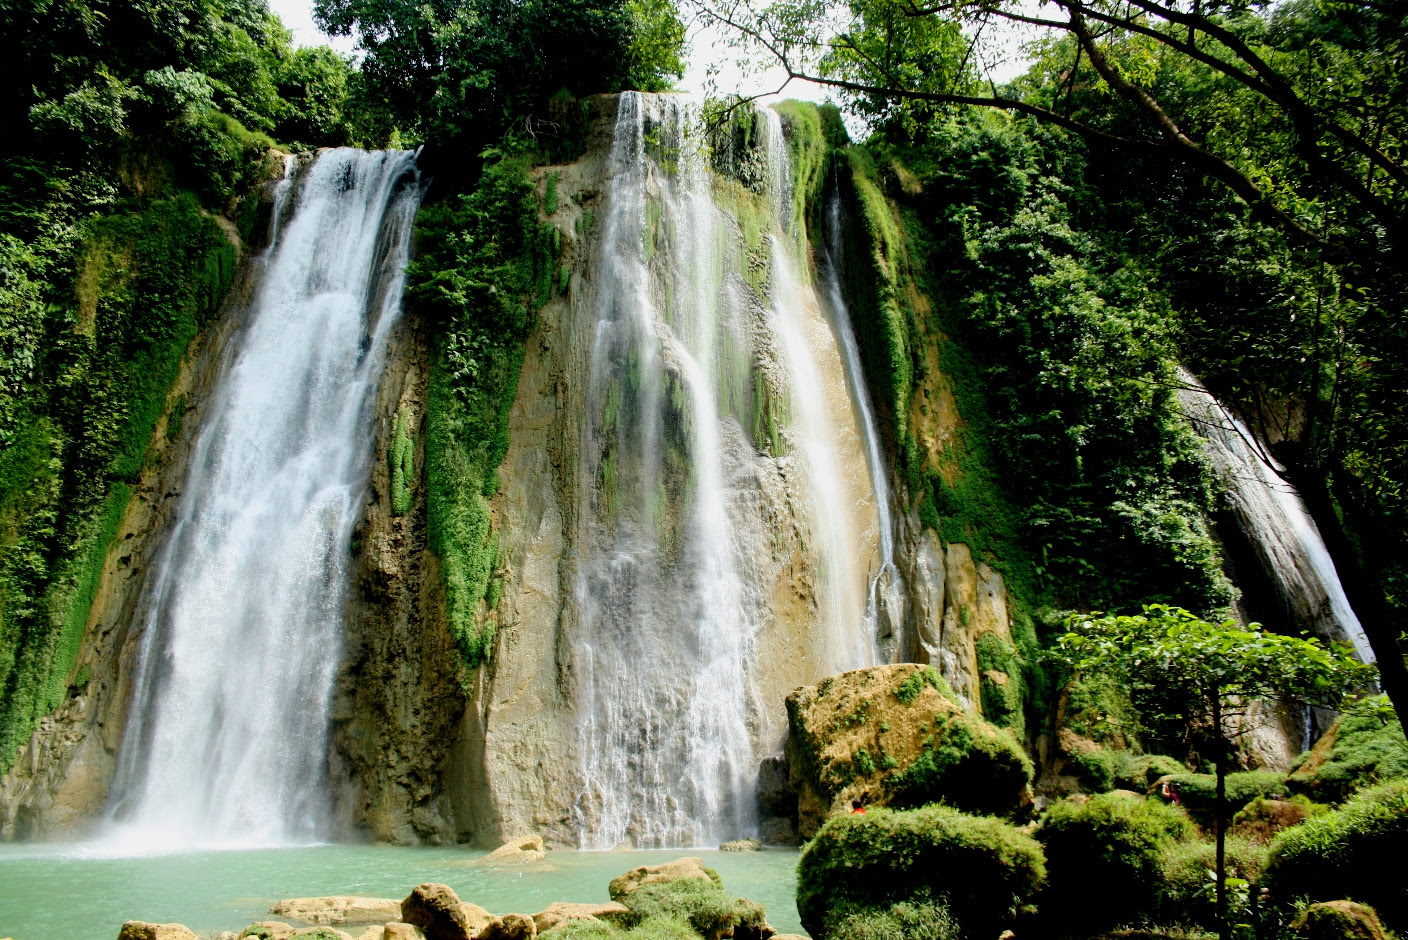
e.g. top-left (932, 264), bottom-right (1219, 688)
top-left (1058, 604), bottom-right (1376, 725)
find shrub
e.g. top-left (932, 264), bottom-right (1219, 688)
top-left (1072, 749), bottom-right (1188, 793)
top-left (1264, 779), bottom-right (1408, 930)
top-left (1157, 833), bottom-right (1267, 928)
top-left (1159, 770), bottom-right (1288, 822)
top-left (1232, 795), bottom-right (1324, 844)
top-left (1036, 792), bottom-right (1194, 931)
top-left (619, 876), bottom-right (767, 939)
top-left (822, 899), bottom-right (959, 940)
top-left (883, 708), bottom-right (1034, 815)
top-left (1289, 696), bottom-right (1408, 804)
top-left (796, 805), bottom-right (1046, 939)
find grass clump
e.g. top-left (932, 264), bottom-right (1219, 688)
top-left (618, 877), bottom-right (767, 939)
top-left (1036, 792), bottom-right (1195, 932)
top-left (821, 899), bottom-right (959, 940)
top-left (796, 805), bottom-right (1046, 939)
top-left (1264, 779), bottom-right (1408, 930)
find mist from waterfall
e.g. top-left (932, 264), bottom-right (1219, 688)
top-left (571, 93), bottom-right (879, 848)
top-left (102, 148), bottom-right (422, 853)
top-left (1177, 371), bottom-right (1374, 662)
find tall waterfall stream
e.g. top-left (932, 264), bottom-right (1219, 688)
top-left (104, 149), bottom-right (422, 851)
top-left (570, 94), bottom-right (881, 848)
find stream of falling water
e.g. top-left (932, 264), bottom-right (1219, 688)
top-left (571, 94), bottom-right (877, 848)
top-left (103, 149), bottom-right (422, 852)
top-left (1177, 371), bottom-right (1374, 662)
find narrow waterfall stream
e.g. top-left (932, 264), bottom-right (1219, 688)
top-left (818, 183), bottom-right (902, 658)
top-left (104, 149), bottom-right (422, 851)
top-left (1177, 372), bottom-right (1375, 662)
top-left (571, 94), bottom-right (878, 848)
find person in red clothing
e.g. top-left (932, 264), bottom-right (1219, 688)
top-left (851, 799), bottom-right (867, 814)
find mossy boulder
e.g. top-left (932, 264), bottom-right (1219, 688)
top-left (786, 664), bottom-right (1033, 836)
top-left (796, 805), bottom-right (1046, 939)
top-left (1035, 792), bottom-right (1195, 932)
top-left (606, 858), bottom-right (769, 940)
top-left (1265, 780), bottom-right (1408, 930)
top-left (1154, 770), bottom-right (1288, 823)
top-left (817, 900), bottom-right (958, 940)
top-left (1289, 697), bottom-right (1408, 803)
top-left (1291, 901), bottom-right (1388, 940)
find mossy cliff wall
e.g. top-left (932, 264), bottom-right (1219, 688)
top-left (0, 154), bottom-right (291, 837)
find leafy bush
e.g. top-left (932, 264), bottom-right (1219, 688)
top-left (1264, 780), bottom-right (1408, 930)
top-left (1160, 771), bottom-right (1289, 822)
top-left (822, 899), bottom-right (959, 940)
top-left (1072, 749), bottom-right (1187, 794)
top-left (1289, 696), bottom-right (1408, 804)
top-left (1036, 792), bottom-right (1194, 931)
top-left (796, 805), bottom-right (1046, 939)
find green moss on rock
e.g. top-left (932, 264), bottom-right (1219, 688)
top-left (796, 805), bottom-right (1046, 940)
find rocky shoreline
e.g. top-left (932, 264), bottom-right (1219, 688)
top-left (105, 855), bottom-right (806, 940)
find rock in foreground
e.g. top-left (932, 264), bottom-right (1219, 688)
top-left (271, 898), bottom-right (403, 926)
top-left (400, 884), bottom-right (492, 940)
top-left (117, 924), bottom-right (199, 940)
top-left (531, 902), bottom-right (629, 933)
top-left (608, 857), bottom-right (717, 900)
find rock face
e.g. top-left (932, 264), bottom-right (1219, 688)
top-left (785, 664), bottom-right (1033, 837)
top-left (0, 170), bottom-right (286, 839)
top-left (117, 923), bottom-right (200, 940)
top-left (400, 884), bottom-right (490, 940)
top-left (473, 834), bottom-right (547, 866)
top-left (270, 898), bottom-right (404, 927)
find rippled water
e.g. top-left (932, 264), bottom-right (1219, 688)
top-left (0, 846), bottom-right (806, 940)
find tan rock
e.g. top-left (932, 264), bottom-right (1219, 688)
top-left (459, 905), bottom-right (495, 936)
top-left (401, 885), bottom-right (478, 940)
top-left (382, 926), bottom-right (426, 940)
top-left (354, 929), bottom-right (385, 940)
top-left (473, 835), bottom-right (547, 867)
top-left (240, 924), bottom-right (296, 940)
top-left (1291, 901), bottom-right (1387, 940)
top-left (216, 933), bottom-right (240, 940)
top-left (609, 857), bottom-right (716, 900)
top-left (785, 663), bottom-right (1032, 837)
top-left (272, 898), bottom-right (403, 926)
top-left (478, 914), bottom-right (536, 940)
top-left (719, 838), bottom-right (762, 852)
top-left (532, 902), bottom-right (629, 933)
top-left (116, 923), bottom-right (199, 940)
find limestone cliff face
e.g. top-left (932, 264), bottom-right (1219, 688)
top-left (0, 169), bottom-right (287, 837)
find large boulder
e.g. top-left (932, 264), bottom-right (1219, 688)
top-left (1291, 901), bottom-right (1388, 940)
top-left (608, 857), bottom-right (717, 900)
top-left (400, 884), bottom-right (489, 940)
top-left (271, 898), bottom-right (403, 926)
top-left (531, 902), bottom-right (628, 934)
top-left (786, 664), bottom-right (1033, 836)
top-left (117, 924), bottom-right (199, 940)
top-left (382, 926), bottom-right (426, 940)
top-left (473, 835), bottom-right (547, 867)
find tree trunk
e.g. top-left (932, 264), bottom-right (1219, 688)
top-left (1214, 692), bottom-right (1227, 940)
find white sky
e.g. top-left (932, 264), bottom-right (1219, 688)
top-left (266, 0), bottom-right (1040, 109)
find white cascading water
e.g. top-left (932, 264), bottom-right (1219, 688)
top-left (572, 94), bottom-right (877, 848)
top-left (103, 148), bottom-right (422, 851)
top-left (1177, 371), bottom-right (1375, 662)
top-left (817, 181), bottom-right (903, 658)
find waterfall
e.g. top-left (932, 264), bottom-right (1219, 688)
top-left (1177, 371), bottom-right (1375, 662)
top-left (817, 180), bottom-right (902, 658)
top-left (103, 148), bottom-right (422, 852)
top-left (571, 94), bottom-right (878, 848)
